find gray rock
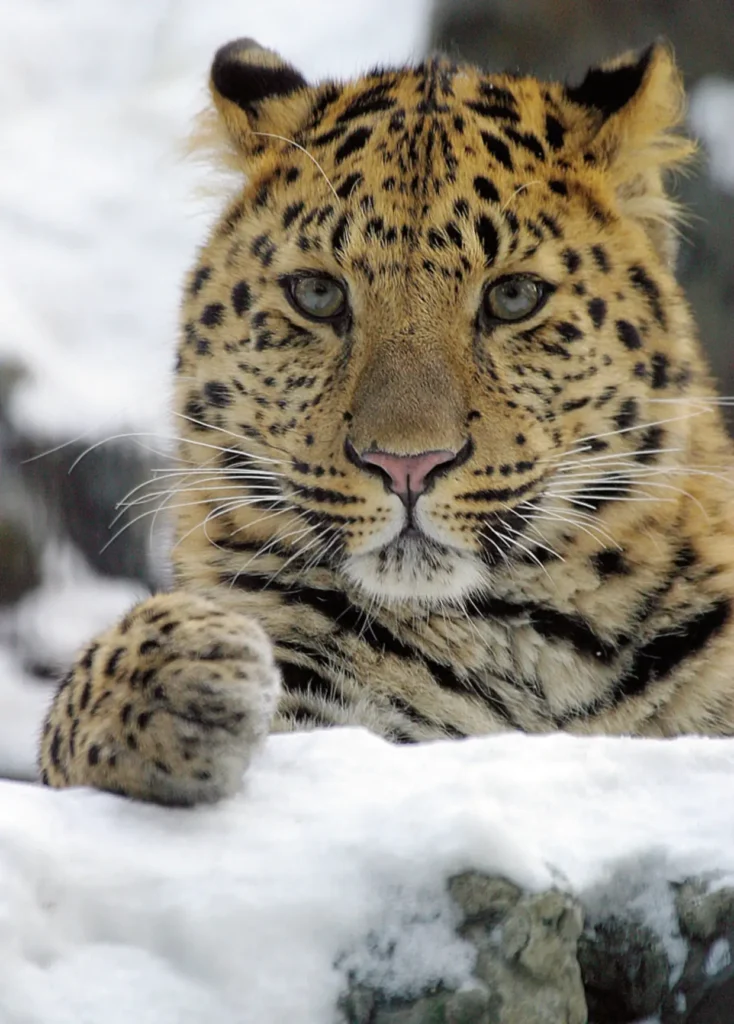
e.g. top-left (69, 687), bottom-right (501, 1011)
top-left (663, 883), bottom-right (734, 1023)
top-left (0, 518), bottom-right (40, 606)
top-left (676, 881), bottom-right (734, 943)
top-left (374, 987), bottom-right (494, 1024)
top-left (578, 915), bottom-right (670, 1021)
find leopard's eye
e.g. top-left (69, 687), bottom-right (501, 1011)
top-left (288, 275), bottom-right (347, 321)
top-left (483, 276), bottom-right (547, 323)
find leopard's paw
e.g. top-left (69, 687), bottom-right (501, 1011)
top-left (40, 592), bottom-right (280, 804)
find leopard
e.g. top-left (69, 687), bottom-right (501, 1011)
top-left (39, 37), bottom-right (734, 806)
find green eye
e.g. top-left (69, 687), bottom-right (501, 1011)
top-left (484, 276), bottom-right (547, 323)
top-left (288, 275), bottom-right (347, 320)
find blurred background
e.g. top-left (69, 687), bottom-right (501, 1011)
top-left (0, 0), bottom-right (732, 778)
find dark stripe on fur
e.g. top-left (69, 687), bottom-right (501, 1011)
top-left (235, 576), bottom-right (516, 723)
top-left (613, 599), bottom-right (731, 700)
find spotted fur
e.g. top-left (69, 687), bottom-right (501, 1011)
top-left (40, 39), bottom-right (734, 804)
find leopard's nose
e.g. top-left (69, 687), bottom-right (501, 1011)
top-left (347, 443), bottom-right (461, 503)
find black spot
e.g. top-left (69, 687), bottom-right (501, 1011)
top-left (445, 222), bottom-right (463, 249)
top-left (211, 40), bottom-right (307, 111)
top-left (466, 101), bottom-right (520, 122)
top-left (614, 397), bottom-right (639, 431)
top-left (674, 545), bottom-right (697, 571)
top-left (504, 128), bottom-right (545, 161)
top-left (650, 352), bottom-right (669, 389)
top-left (454, 199), bottom-right (469, 218)
top-left (635, 424), bottom-right (665, 462)
top-left (331, 215), bottom-right (350, 257)
top-left (428, 228), bottom-right (447, 250)
top-left (49, 727), bottom-right (63, 768)
top-left (557, 322), bottom-right (583, 343)
top-left (539, 213), bottom-right (562, 239)
top-left (231, 281), bottom-right (252, 317)
top-left (562, 248), bottom-right (581, 273)
top-left (549, 180), bottom-right (568, 197)
top-left (588, 298), bottom-right (607, 328)
top-left (79, 680), bottom-right (92, 710)
top-left (545, 113), bottom-right (566, 150)
top-left (481, 132), bottom-right (513, 171)
top-left (593, 549), bottom-right (629, 577)
top-left (616, 319), bottom-right (642, 351)
top-left (200, 303), bottom-right (225, 328)
top-left (204, 381), bottom-right (233, 408)
top-left (251, 233), bottom-right (276, 267)
top-left (335, 127), bottom-right (372, 163)
top-left (87, 744), bottom-right (100, 767)
top-left (336, 87), bottom-right (396, 123)
top-left (473, 175), bottom-right (500, 203)
top-left (591, 245), bottom-right (610, 272)
top-left (629, 264), bottom-right (666, 327)
top-left (336, 172), bottom-right (362, 199)
top-left (562, 397), bottom-right (590, 412)
top-left (566, 46), bottom-right (654, 118)
top-left (285, 167), bottom-right (300, 184)
top-left (282, 201), bottom-right (304, 228)
top-left (105, 647), bottom-right (125, 677)
top-left (475, 216), bottom-right (498, 265)
top-left (190, 266), bottom-right (211, 295)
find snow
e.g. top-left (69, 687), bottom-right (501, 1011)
top-left (0, 0), bottom-right (431, 440)
top-left (704, 937), bottom-right (732, 976)
top-left (0, 728), bottom-right (733, 1023)
top-left (0, 546), bottom-right (145, 781)
top-left (689, 77), bottom-right (734, 194)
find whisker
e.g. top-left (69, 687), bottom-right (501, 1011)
top-left (250, 131), bottom-right (340, 201)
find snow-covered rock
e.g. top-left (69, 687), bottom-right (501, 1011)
top-left (1, 729), bottom-right (734, 1023)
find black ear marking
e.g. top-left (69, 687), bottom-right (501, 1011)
top-left (566, 44), bottom-right (655, 119)
top-left (212, 38), bottom-right (308, 112)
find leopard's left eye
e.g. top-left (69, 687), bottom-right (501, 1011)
top-left (287, 274), bottom-right (347, 321)
top-left (483, 275), bottom-right (548, 323)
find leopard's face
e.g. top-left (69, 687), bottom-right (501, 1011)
top-left (176, 41), bottom-right (697, 605)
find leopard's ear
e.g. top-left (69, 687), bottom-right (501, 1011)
top-left (567, 43), bottom-right (696, 267)
top-left (194, 38), bottom-right (313, 171)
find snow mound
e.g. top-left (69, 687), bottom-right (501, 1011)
top-left (1, 729), bottom-right (733, 1023)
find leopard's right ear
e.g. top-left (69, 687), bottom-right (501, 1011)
top-left (205, 38), bottom-right (313, 163)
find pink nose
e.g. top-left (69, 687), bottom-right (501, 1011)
top-left (359, 448), bottom-right (458, 499)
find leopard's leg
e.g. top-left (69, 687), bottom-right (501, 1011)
top-left (38, 592), bottom-right (280, 805)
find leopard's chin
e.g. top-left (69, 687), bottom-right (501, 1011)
top-left (343, 532), bottom-right (487, 606)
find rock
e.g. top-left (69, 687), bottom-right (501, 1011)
top-left (676, 882), bottom-right (734, 943)
top-left (663, 882), bottom-right (734, 1023)
top-left (578, 915), bottom-right (670, 1022)
top-left (374, 987), bottom-right (493, 1024)
top-left (0, 518), bottom-right (40, 605)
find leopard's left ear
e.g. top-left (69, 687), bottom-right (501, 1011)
top-left (567, 42), bottom-right (696, 267)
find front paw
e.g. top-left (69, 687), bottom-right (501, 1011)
top-left (40, 592), bottom-right (280, 805)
